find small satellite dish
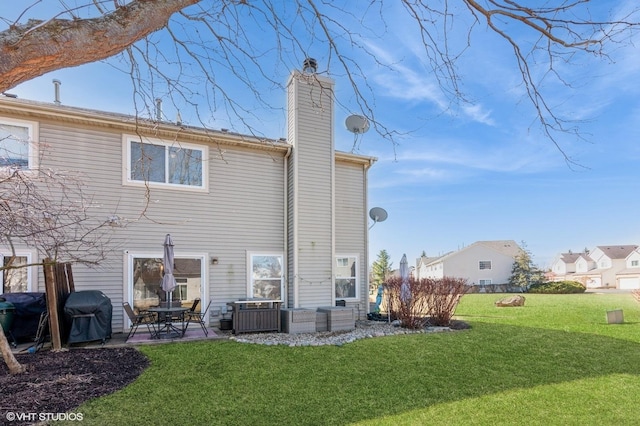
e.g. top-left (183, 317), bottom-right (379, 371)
top-left (368, 207), bottom-right (388, 229)
top-left (345, 114), bottom-right (370, 134)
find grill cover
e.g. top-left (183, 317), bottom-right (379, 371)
top-left (0, 292), bottom-right (46, 341)
top-left (64, 290), bottom-right (112, 344)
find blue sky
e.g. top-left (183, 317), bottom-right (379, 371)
top-left (5, 1), bottom-right (640, 268)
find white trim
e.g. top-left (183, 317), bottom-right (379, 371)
top-left (0, 116), bottom-right (39, 173)
top-left (0, 251), bottom-right (34, 292)
top-left (479, 260), bottom-right (492, 270)
top-left (247, 252), bottom-right (285, 300)
top-left (122, 134), bottom-right (209, 192)
top-left (125, 252), bottom-right (207, 315)
top-left (335, 254), bottom-right (359, 301)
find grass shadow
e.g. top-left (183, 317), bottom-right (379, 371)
top-left (75, 321), bottom-right (640, 425)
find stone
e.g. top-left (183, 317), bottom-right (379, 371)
top-left (227, 320), bottom-right (453, 346)
top-left (495, 295), bottom-right (526, 307)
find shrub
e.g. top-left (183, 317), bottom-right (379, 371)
top-left (528, 280), bottom-right (586, 294)
top-left (384, 276), bottom-right (469, 328)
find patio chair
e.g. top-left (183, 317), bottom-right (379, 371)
top-left (123, 302), bottom-right (157, 341)
top-left (184, 300), bottom-right (211, 336)
top-left (187, 298), bottom-right (201, 315)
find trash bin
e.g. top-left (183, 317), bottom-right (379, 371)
top-left (0, 298), bottom-right (15, 334)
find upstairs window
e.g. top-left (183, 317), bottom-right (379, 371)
top-left (125, 136), bottom-right (206, 189)
top-left (632, 260), bottom-right (639, 267)
top-left (479, 260), bottom-right (492, 270)
top-left (0, 119), bottom-right (37, 170)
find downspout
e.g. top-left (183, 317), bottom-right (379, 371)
top-left (283, 145), bottom-right (292, 309)
top-left (363, 158), bottom-right (375, 318)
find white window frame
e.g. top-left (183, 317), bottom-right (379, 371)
top-left (479, 260), bottom-right (492, 270)
top-left (479, 279), bottom-right (492, 285)
top-left (0, 117), bottom-right (39, 172)
top-left (247, 253), bottom-right (284, 301)
top-left (335, 254), bottom-right (359, 301)
top-left (632, 260), bottom-right (639, 267)
top-left (1, 252), bottom-right (34, 293)
top-left (123, 135), bottom-right (208, 192)
top-left (126, 252), bottom-right (207, 314)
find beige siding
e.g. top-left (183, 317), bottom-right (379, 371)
top-left (288, 73), bottom-right (335, 308)
top-left (10, 118), bottom-right (286, 331)
top-left (443, 245), bottom-right (514, 285)
top-left (335, 161), bottom-right (367, 313)
top-left (1, 71), bottom-right (375, 330)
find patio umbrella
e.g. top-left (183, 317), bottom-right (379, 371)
top-left (161, 234), bottom-right (177, 305)
top-left (399, 254), bottom-right (410, 303)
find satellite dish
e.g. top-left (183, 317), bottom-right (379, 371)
top-left (345, 114), bottom-right (370, 134)
top-left (368, 207), bottom-right (388, 229)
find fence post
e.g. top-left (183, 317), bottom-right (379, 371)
top-left (43, 259), bottom-right (62, 351)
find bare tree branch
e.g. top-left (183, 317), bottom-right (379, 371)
top-left (0, 1), bottom-right (639, 157)
top-left (0, 0), bottom-right (198, 92)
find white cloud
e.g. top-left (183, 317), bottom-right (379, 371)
top-left (363, 41), bottom-right (495, 126)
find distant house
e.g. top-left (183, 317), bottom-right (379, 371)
top-left (415, 240), bottom-right (523, 288)
top-left (551, 252), bottom-right (587, 276)
top-left (550, 245), bottom-right (640, 289)
top-left (0, 64), bottom-right (376, 332)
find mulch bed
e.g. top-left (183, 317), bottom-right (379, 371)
top-left (0, 348), bottom-right (149, 426)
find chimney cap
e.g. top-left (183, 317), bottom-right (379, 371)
top-left (302, 58), bottom-right (318, 74)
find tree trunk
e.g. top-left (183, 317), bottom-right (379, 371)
top-left (0, 325), bottom-right (25, 375)
top-left (0, 0), bottom-right (200, 92)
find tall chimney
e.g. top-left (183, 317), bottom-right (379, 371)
top-left (52, 79), bottom-right (61, 105)
top-left (155, 98), bottom-right (162, 121)
top-left (302, 58), bottom-right (318, 74)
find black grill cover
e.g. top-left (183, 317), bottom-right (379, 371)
top-left (0, 292), bottom-right (46, 341)
top-left (64, 290), bottom-right (112, 344)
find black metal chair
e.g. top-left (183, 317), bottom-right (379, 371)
top-left (123, 302), bottom-right (157, 341)
top-left (184, 300), bottom-right (211, 336)
top-left (187, 298), bottom-right (201, 315)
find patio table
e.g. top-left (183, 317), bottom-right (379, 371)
top-left (148, 306), bottom-right (188, 339)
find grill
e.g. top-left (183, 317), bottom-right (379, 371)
top-left (64, 290), bottom-right (112, 344)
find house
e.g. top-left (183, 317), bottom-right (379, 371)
top-left (0, 63), bottom-right (376, 332)
top-left (551, 245), bottom-right (640, 289)
top-left (550, 251), bottom-right (588, 276)
top-left (415, 240), bottom-right (523, 288)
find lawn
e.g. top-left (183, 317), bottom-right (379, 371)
top-left (69, 293), bottom-right (640, 425)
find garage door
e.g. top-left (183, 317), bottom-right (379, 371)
top-left (586, 277), bottom-right (601, 288)
top-left (619, 277), bottom-right (640, 290)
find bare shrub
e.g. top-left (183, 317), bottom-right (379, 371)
top-left (385, 276), bottom-right (469, 329)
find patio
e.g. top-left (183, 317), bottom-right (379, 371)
top-left (9, 326), bottom-right (228, 354)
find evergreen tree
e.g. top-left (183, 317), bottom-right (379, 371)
top-left (509, 243), bottom-right (545, 290)
top-left (371, 250), bottom-right (393, 294)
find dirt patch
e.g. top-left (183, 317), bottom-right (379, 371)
top-left (0, 348), bottom-right (149, 426)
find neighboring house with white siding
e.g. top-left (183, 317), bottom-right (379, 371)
top-left (551, 245), bottom-right (640, 289)
top-left (415, 240), bottom-right (523, 287)
top-left (0, 65), bottom-right (376, 332)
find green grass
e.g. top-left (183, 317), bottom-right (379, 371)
top-left (67, 294), bottom-right (640, 425)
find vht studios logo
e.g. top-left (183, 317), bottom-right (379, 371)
top-left (5, 412), bottom-right (84, 422)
